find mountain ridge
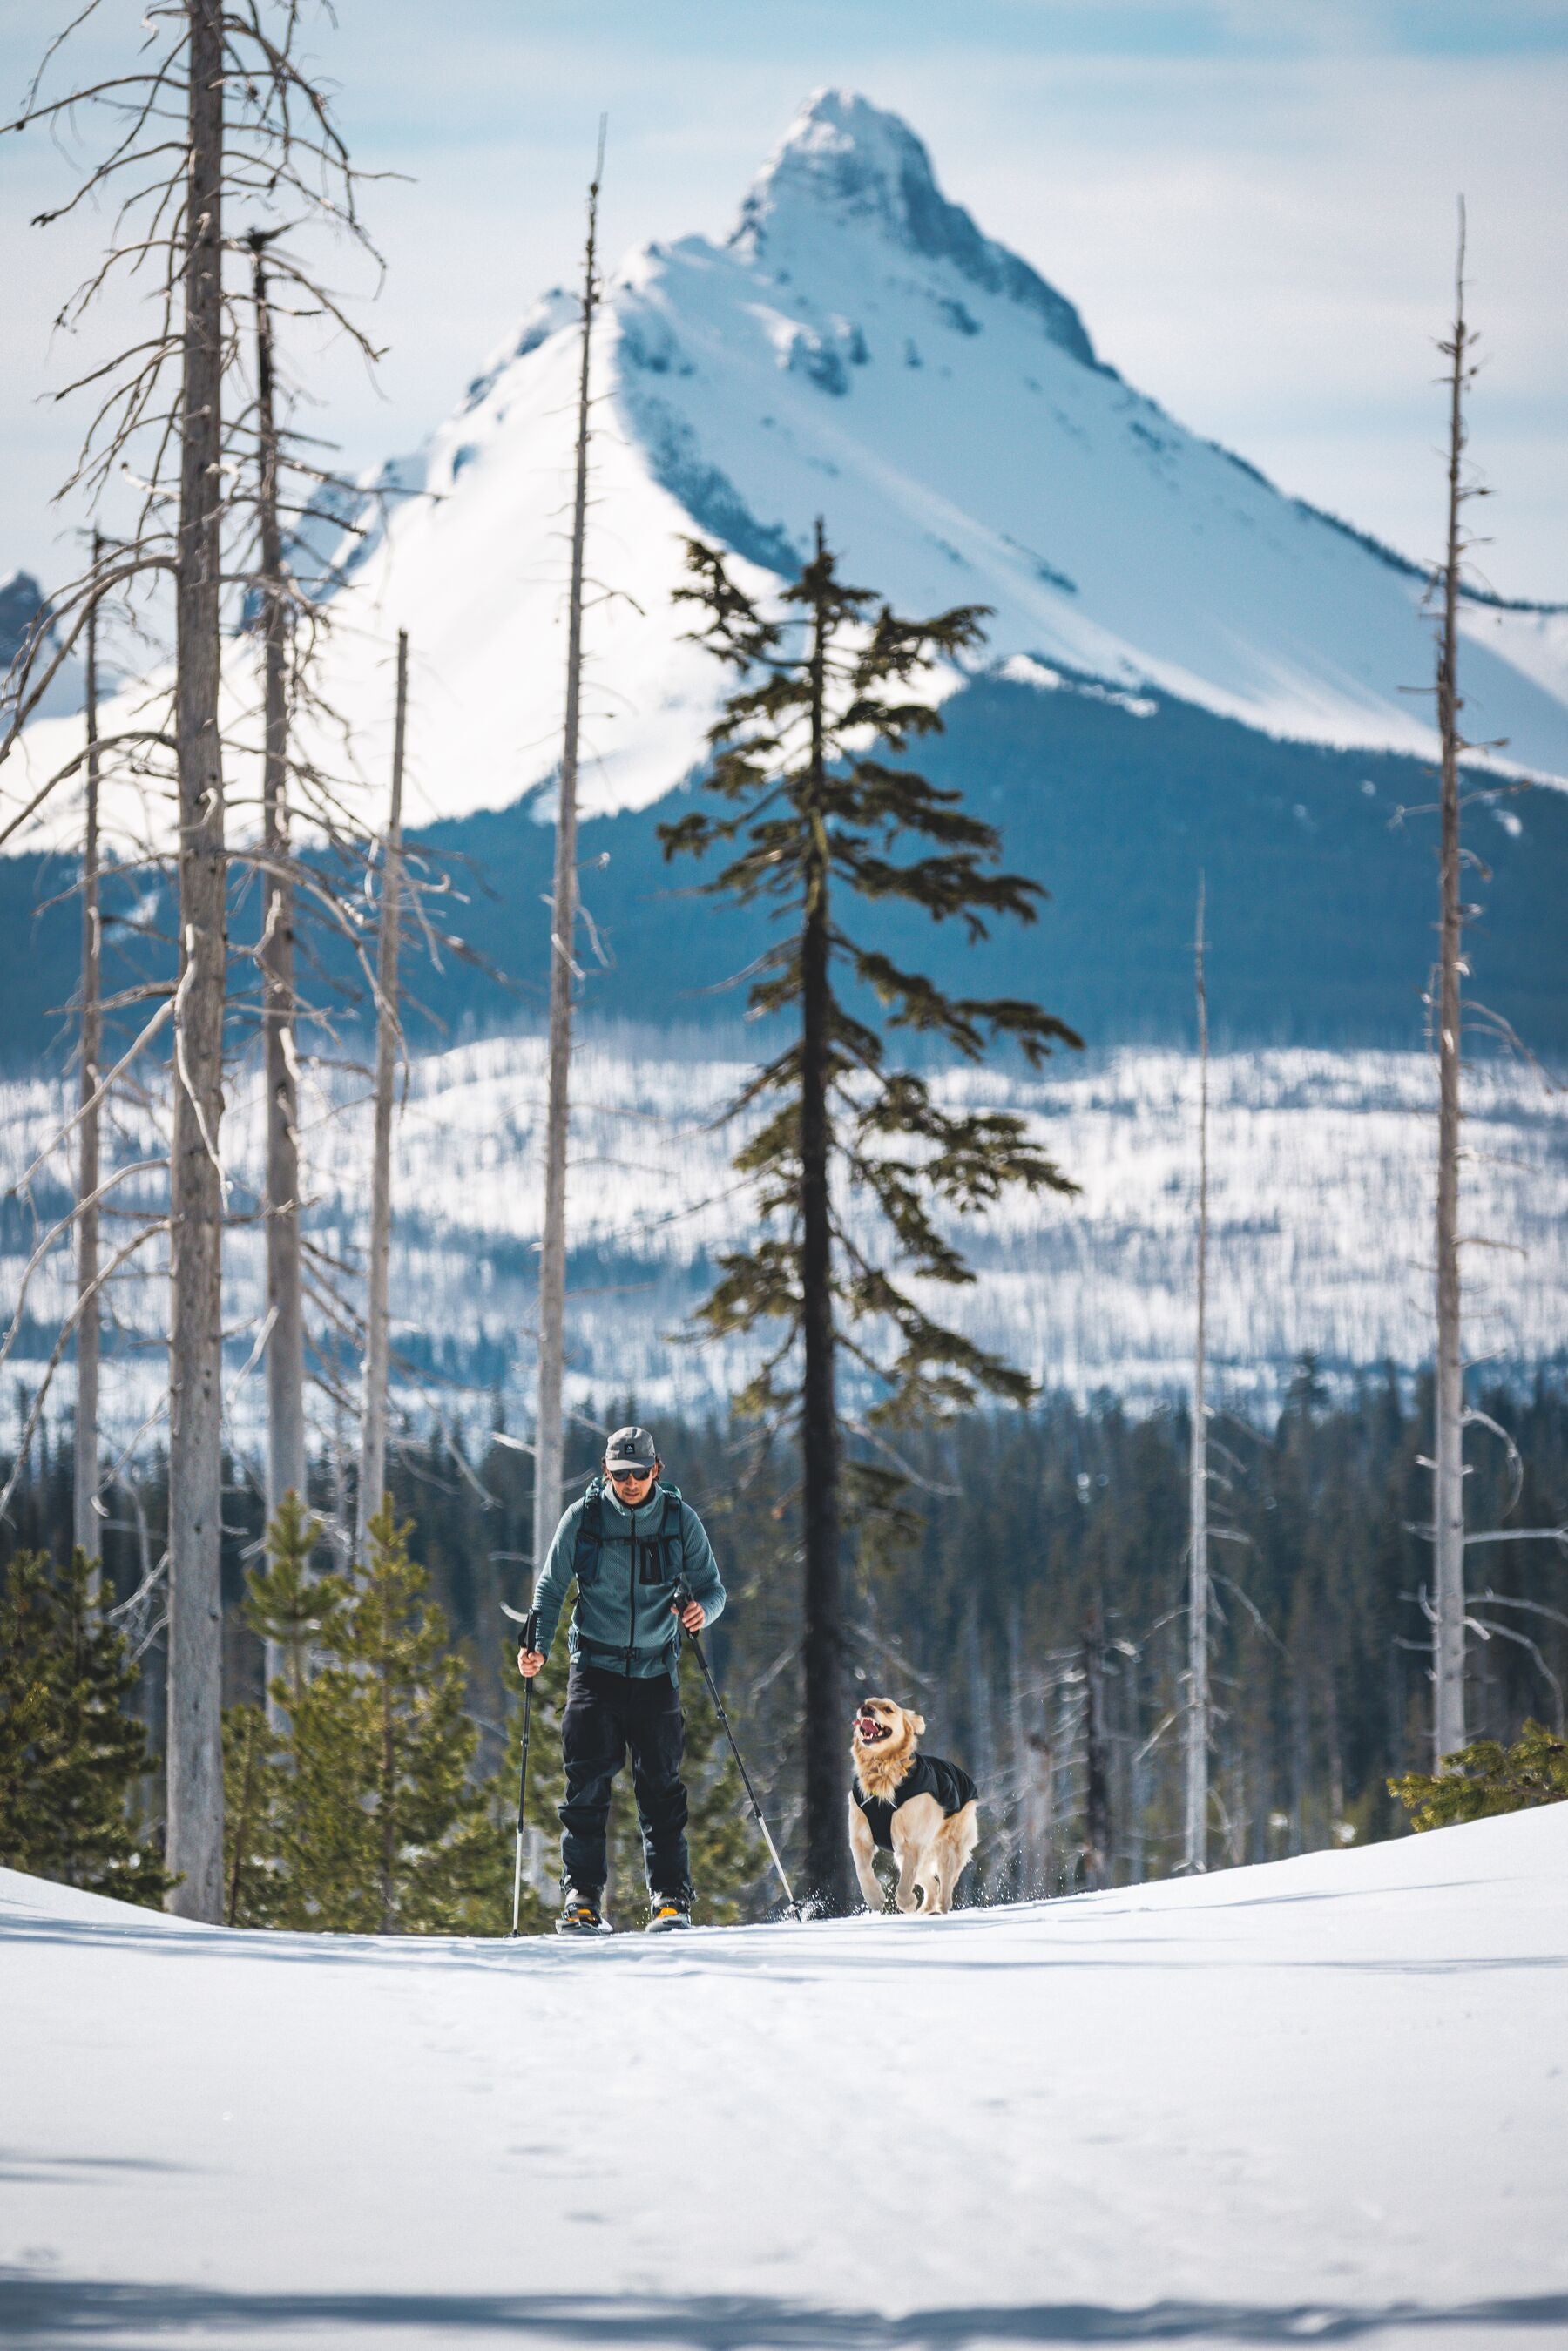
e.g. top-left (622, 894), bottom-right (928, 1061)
top-left (10, 85), bottom-right (1568, 867)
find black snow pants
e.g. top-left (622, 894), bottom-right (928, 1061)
top-left (559, 1662), bottom-right (691, 1903)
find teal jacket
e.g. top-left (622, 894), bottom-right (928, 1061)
top-left (531, 1477), bottom-right (726, 1680)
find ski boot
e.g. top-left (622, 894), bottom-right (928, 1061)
top-left (646, 1897), bottom-right (693, 1933)
top-left (556, 1888), bottom-right (611, 1936)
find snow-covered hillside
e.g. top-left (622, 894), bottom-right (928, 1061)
top-left (4, 1036), bottom-right (1565, 1451)
top-left (9, 90), bottom-right (1568, 855)
top-left (3, 1805), bottom-right (1565, 2348)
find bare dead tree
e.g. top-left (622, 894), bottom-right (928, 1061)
top-left (1081, 1603), bottom-right (1111, 1891)
top-left (534, 127), bottom-right (605, 1581)
top-left (1431, 206), bottom-right (1477, 1768)
top-left (1185, 874), bottom-right (1211, 1868)
top-left (248, 229), bottom-right (306, 1705)
top-left (1021, 1729), bottom-right (1055, 1896)
top-left (160, 0), bottom-right (233, 1926)
top-left (6, 3), bottom-right (382, 1922)
top-left (356, 632), bottom-right (407, 1566)
top-left (74, 532), bottom-right (105, 1591)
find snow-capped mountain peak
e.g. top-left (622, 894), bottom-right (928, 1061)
top-left (9, 91), bottom-right (1567, 857)
top-left (732, 88), bottom-right (1099, 372)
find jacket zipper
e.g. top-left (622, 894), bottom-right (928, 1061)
top-left (625, 1500), bottom-right (637, 1677)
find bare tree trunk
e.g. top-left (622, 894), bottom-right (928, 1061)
top-left (1184, 875), bottom-right (1210, 1871)
top-left (1125, 1659), bottom-right (1148, 1886)
top-left (963, 1598), bottom-right (994, 1902)
top-left (1006, 1598), bottom-right (1028, 1895)
top-left (533, 137), bottom-right (603, 1583)
top-left (1325, 1672), bottom-right (1345, 1830)
top-left (1433, 210), bottom-right (1470, 1767)
top-left (800, 517), bottom-right (850, 1915)
top-left (1082, 1604), bottom-right (1111, 1891)
top-left (379, 1644), bottom-right (396, 1933)
top-left (1023, 1730), bottom-right (1054, 1897)
top-left (166, 0), bottom-right (228, 1924)
top-left (250, 233), bottom-right (306, 1706)
top-left (74, 531), bottom-right (103, 1592)
top-left (356, 629), bottom-right (407, 1564)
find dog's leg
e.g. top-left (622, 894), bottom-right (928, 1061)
top-left (848, 1796), bottom-right (886, 1914)
top-left (889, 1821), bottom-right (922, 1913)
top-left (943, 1801), bottom-right (980, 1911)
top-left (892, 1797), bottom-right (942, 1915)
top-left (916, 1839), bottom-right (943, 1914)
top-left (930, 1819), bottom-right (959, 1913)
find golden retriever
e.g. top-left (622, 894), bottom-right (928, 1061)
top-left (848, 1697), bottom-right (979, 1915)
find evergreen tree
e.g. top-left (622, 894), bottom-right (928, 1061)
top-left (269, 1503), bottom-right (493, 1933)
top-left (221, 1700), bottom-right (287, 1929)
top-left (1389, 1721), bottom-right (1568, 1830)
top-left (221, 1490), bottom-right (346, 1929)
top-left (0, 1548), bottom-right (171, 1907)
top-left (662, 527), bottom-right (1079, 1908)
top-left (244, 1489), bottom-right (347, 1706)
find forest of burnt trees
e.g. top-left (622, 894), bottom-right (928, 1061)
top-left (5, 1365), bottom-right (1565, 1913)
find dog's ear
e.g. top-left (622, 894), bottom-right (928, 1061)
top-left (909, 1711), bottom-right (926, 1738)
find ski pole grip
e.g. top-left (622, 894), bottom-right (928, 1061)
top-left (521, 1608), bottom-right (540, 1652)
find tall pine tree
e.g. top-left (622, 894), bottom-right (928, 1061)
top-left (662, 527), bottom-right (1079, 1910)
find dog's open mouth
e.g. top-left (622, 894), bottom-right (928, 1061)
top-left (855, 1714), bottom-right (893, 1743)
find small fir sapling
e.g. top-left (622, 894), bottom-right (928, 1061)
top-left (0, 1547), bottom-right (172, 1907)
top-left (1390, 1720), bottom-right (1568, 1830)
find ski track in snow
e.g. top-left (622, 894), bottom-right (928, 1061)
top-left (3, 1037), bottom-right (1565, 1456)
top-left (2, 1806), bottom-right (1566, 2348)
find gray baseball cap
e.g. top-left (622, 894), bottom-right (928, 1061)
top-left (605, 1424), bottom-right (659, 1472)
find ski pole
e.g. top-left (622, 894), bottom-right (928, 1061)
top-left (672, 1580), bottom-right (800, 1918)
top-left (501, 1604), bottom-right (540, 1936)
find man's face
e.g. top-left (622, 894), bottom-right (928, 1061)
top-left (607, 1459), bottom-right (658, 1506)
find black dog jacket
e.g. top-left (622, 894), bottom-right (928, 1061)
top-left (853, 1753), bottom-right (978, 1853)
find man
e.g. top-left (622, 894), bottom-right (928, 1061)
top-left (518, 1424), bottom-right (726, 1934)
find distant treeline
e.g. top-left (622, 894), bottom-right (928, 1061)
top-left (5, 1364), bottom-right (1565, 1904)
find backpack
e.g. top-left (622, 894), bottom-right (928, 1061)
top-left (572, 1478), bottom-right (685, 1591)
top-left (569, 1479), bottom-right (687, 1672)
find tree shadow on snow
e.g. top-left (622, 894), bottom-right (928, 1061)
top-left (1, 2280), bottom-right (1566, 2346)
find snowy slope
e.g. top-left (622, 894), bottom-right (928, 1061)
top-left (9, 90), bottom-right (1568, 855)
top-left (3, 1805), bottom-right (1566, 2348)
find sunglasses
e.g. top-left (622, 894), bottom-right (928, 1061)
top-left (607, 1463), bottom-right (656, 1484)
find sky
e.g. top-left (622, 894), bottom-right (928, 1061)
top-left (3, 0), bottom-right (1566, 602)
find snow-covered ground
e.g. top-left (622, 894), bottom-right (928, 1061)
top-left (3, 1805), bottom-right (1565, 2348)
top-left (3, 1037), bottom-right (1565, 1459)
top-left (9, 91), bottom-right (1567, 860)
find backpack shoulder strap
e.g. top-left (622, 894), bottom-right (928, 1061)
top-left (658, 1484), bottom-right (685, 1578)
top-left (573, 1481), bottom-right (605, 1585)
